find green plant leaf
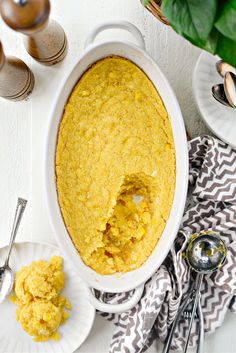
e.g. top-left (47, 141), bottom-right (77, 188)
top-left (159, 0), bottom-right (236, 68)
top-left (201, 27), bottom-right (219, 54)
top-left (215, 0), bottom-right (236, 41)
top-left (161, 0), bottom-right (218, 45)
top-left (167, 27), bottom-right (218, 55)
top-left (217, 34), bottom-right (236, 67)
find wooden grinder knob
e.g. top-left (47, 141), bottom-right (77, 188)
top-left (0, 41), bottom-right (34, 101)
top-left (0, 0), bottom-right (68, 66)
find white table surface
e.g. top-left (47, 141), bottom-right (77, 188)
top-left (0, 0), bottom-right (235, 352)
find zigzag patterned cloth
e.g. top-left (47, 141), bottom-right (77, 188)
top-left (98, 135), bottom-right (236, 352)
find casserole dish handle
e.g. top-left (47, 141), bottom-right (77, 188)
top-left (86, 283), bottom-right (144, 313)
top-left (84, 20), bottom-right (145, 50)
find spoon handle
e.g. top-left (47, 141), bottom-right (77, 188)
top-left (4, 198), bottom-right (27, 266)
top-left (197, 296), bottom-right (204, 353)
top-left (183, 273), bottom-right (203, 353)
top-left (162, 290), bottom-right (193, 353)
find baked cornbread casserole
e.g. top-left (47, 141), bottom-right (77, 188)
top-left (56, 56), bottom-right (175, 275)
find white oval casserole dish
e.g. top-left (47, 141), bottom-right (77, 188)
top-left (45, 21), bottom-right (188, 313)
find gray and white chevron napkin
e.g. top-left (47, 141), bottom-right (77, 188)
top-left (97, 135), bottom-right (236, 352)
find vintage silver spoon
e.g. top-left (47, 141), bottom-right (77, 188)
top-left (163, 231), bottom-right (227, 353)
top-left (212, 84), bottom-right (232, 107)
top-left (0, 198), bottom-right (27, 303)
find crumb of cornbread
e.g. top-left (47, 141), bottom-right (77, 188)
top-left (10, 256), bottom-right (71, 342)
top-left (56, 56), bottom-right (175, 275)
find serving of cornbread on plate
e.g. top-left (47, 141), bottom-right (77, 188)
top-left (55, 56), bottom-right (175, 275)
top-left (10, 256), bottom-right (71, 342)
top-left (0, 241), bottom-right (95, 353)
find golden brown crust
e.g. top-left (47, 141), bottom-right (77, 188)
top-left (56, 57), bottom-right (175, 274)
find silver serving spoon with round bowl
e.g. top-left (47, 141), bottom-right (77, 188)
top-left (0, 198), bottom-right (27, 303)
top-left (163, 231), bottom-right (227, 353)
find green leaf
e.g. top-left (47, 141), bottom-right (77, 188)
top-left (215, 0), bottom-right (236, 41)
top-left (159, 0), bottom-right (236, 68)
top-left (216, 34), bottom-right (236, 67)
top-left (200, 27), bottom-right (219, 54)
top-left (161, 0), bottom-right (218, 45)
top-left (166, 26), bottom-right (218, 54)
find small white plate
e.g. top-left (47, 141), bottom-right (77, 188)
top-left (0, 241), bottom-right (95, 353)
top-left (193, 51), bottom-right (236, 148)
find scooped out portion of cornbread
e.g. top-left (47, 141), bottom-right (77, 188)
top-left (10, 256), bottom-right (71, 342)
top-left (56, 56), bottom-right (175, 275)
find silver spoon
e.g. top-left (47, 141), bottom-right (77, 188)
top-left (212, 84), bottom-right (232, 107)
top-left (0, 198), bottom-right (27, 303)
top-left (216, 60), bottom-right (236, 78)
top-left (224, 72), bottom-right (236, 108)
top-left (163, 231), bottom-right (227, 353)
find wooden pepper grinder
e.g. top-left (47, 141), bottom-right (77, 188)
top-left (0, 0), bottom-right (68, 66)
top-left (0, 41), bottom-right (34, 101)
